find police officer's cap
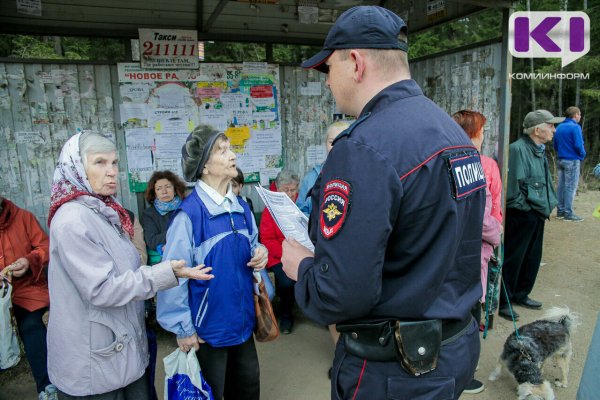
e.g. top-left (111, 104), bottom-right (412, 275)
top-left (301, 6), bottom-right (408, 73)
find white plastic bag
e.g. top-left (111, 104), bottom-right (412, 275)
top-left (163, 348), bottom-right (214, 400)
top-left (0, 282), bottom-right (21, 369)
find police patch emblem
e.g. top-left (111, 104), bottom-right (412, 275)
top-left (320, 179), bottom-right (351, 239)
top-left (447, 152), bottom-right (487, 200)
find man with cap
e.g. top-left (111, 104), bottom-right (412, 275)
top-left (499, 110), bottom-right (561, 321)
top-left (156, 124), bottom-right (268, 400)
top-left (281, 6), bottom-right (485, 399)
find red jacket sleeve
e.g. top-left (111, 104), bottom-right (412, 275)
top-left (259, 208), bottom-right (284, 267)
top-left (22, 210), bottom-right (50, 282)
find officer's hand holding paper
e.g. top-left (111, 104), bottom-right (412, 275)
top-left (255, 185), bottom-right (314, 252)
top-left (281, 239), bottom-right (314, 281)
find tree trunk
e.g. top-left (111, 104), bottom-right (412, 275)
top-left (527, 0), bottom-right (536, 109)
top-left (558, 0), bottom-right (568, 115)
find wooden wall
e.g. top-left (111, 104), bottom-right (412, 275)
top-left (0, 63), bottom-right (135, 229)
top-left (0, 42), bottom-right (503, 224)
top-left (280, 41), bottom-right (504, 183)
top-left (412, 42), bottom-right (504, 159)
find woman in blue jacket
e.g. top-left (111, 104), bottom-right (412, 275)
top-left (157, 124), bottom-right (268, 400)
top-left (296, 120), bottom-right (351, 217)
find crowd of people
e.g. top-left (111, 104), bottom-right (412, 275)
top-left (0, 6), bottom-right (594, 400)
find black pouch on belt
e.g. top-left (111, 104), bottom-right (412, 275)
top-left (394, 319), bottom-right (442, 376)
top-left (336, 320), bottom-right (396, 362)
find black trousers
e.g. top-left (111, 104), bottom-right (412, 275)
top-left (501, 208), bottom-right (546, 305)
top-left (13, 305), bottom-right (51, 394)
top-left (196, 336), bottom-right (260, 400)
top-left (271, 263), bottom-right (295, 321)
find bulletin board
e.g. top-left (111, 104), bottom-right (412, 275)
top-left (117, 62), bottom-right (283, 192)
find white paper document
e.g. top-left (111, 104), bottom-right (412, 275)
top-left (255, 186), bottom-right (314, 252)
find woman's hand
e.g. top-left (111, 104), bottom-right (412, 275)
top-left (8, 258), bottom-right (29, 278)
top-left (170, 260), bottom-right (214, 281)
top-left (176, 333), bottom-right (205, 352)
top-left (247, 245), bottom-right (268, 270)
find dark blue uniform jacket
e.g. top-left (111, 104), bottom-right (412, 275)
top-left (298, 79), bottom-right (485, 326)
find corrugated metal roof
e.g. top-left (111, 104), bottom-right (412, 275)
top-left (0, 0), bottom-right (511, 45)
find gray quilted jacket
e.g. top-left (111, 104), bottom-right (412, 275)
top-left (47, 196), bottom-right (178, 396)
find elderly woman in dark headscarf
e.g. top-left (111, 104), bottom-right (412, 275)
top-left (157, 124), bottom-right (268, 400)
top-left (46, 132), bottom-right (213, 399)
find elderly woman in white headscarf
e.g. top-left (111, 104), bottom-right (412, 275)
top-left (157, 124), bottom-right (268, 400)
top-left (46, 132), bottom-right (213, 399)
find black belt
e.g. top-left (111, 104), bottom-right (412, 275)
top-left (337, 317), bottom-right (473, 362)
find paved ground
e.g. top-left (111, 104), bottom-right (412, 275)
top-left (2, 190), bottom-right (599, 400)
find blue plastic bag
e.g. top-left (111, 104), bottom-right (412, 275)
top-left (259, 268), bottom-right (275, 301)
top-left (164, 348), bottom-right (214, 400)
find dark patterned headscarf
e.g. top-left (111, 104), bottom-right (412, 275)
top-left (48, 133), bottom-right (133, 238)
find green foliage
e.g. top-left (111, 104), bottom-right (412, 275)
top-left (272, 44), bottom-right (322, 64)
top-left (204, 42), bottom-right (266, 62)
top-left (0, 34), bottom-right (125, 60)
top-left (510, 2), bottom-right (600, 156)
top-left (409, 8), bottom-right (503, 59)
top-left (1, 35), bottom-right (61, 59)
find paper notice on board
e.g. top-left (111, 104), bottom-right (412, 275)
top-left (255, 186), bottom-right (314, 251)
top-left (259, 168), bottom-right (281, 186)
top-left (247, 130), bottom-right (282, 156)
top-left (236, 154), bottom-right (266, 173)
top-left (225, 126), bottom-right (251, 147)
top-left (125, 129), bottom-right (154, 173)
top-left (232, 109), bottom-right (252, 126)
top-left (151, 108), bottom-right (192, 133)
top-left (220, 93), bottom-right (248, 110)
top-left (243, 62), bottom-right (268, 75)
top-left (15, 131), bottom-right (44, 144)
top-left (155, 133), bottom-right (189, 158)
top-left (156, 158), bottom-right (184, 178)
top-left (120, 83), bottom-right (151, 103)
top-left (126, 148), bottom-right (153, 170)
top-left (306, 145), bottom-right (326, 166)
top-left (120, 103), bottom-right (149, 127)
top-left (125, 128), bottom-right (154, 149)
top-left (159, 91), bottom-right (186, 108)
top-left (200, 108), bottom-right (228, 131)
top-left (17, 0), bottom-right (41, 16)
top-left (299, 82), bottom-right (322, 96)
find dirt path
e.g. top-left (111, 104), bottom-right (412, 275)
top-left (2, 190), bottom-right (599, 400)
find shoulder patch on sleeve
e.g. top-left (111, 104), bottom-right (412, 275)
top-left (447, 152), bottom-right (487, 200)
top-left (320, 179), bottom-right (351, 239)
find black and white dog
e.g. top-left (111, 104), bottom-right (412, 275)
top-left (489, 306), bottom-right (579, 400)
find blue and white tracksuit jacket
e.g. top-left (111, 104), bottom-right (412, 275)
top-left (157, 183), bottom-right (259, 347)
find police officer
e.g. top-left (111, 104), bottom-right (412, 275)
top-left (281, 6), bottom-right (485, 399)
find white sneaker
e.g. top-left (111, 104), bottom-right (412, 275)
top-left (39, 384), bottom-right (58, 400)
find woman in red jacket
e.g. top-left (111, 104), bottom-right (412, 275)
top-left (259, 170), bottom-right (300, 334)
top-left (0, 197), bottom-right (56, 400)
